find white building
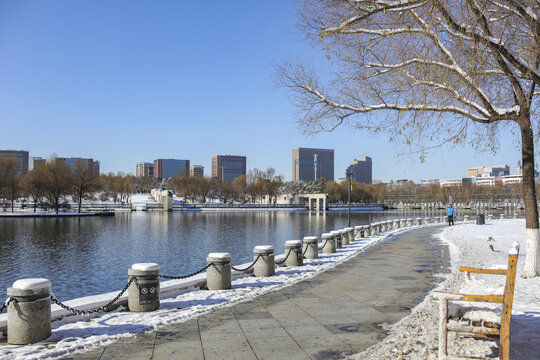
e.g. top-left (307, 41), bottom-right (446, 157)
top-left (502, 175), bottom-right (523, 185)
top-left (476, 177), bottom-right (496, 186)
top-left (420, 179), bottom-right (440, 186)
top-left (440, 178), bottom-right (463, 187)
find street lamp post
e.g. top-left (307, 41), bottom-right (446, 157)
top-left (346, 170), bottom-right (353, 227)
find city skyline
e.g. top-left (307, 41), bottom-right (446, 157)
top-left (1, 1), bottom-right (523, 183)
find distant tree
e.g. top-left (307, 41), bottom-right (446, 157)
top-left (0, 158), bottom-right (16, 207)
top-left (219, 181), bottom-right (234, 203)
top-left (325, 181), bottom-right (343, 202)
top-left (21, 165), bottom-right (48, 212)
top-left (232, 175), bottom-right (248, 203)
top-left (132, 176), bottom-right (157, 193)
top-left (44, 157), bottom-right (73, 214)
top-left (73, 159), bottom-right (100, 213)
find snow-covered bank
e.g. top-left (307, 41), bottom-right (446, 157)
top-left (0, 225), bottom-right (420, 359)
top-left (355, 219), bottom-right (540, 359)
top-left (0, 211), bottom-right (98, 217)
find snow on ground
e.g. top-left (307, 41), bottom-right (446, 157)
top-left (354, 219), bottom-right (540, 360)
top-left (0, 225), bottom-right (413, 360)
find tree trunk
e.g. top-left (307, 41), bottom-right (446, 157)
top-left (520, 121), bottom-right (540, 278)
top-left (78, 192), bottom-right (82, 213)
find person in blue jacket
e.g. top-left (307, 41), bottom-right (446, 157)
top-left (447, 204), bottom-right (455, 226)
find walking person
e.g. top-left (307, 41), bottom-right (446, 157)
top-left (447, 204), bottom-right (455, 226)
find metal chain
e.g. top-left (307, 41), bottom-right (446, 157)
top-left (231, 254), bottom-right (262, 273)
top-left (159, 263), bottom-right (214, 280)
top-left (302, 245), bottom-right (310, 256)
top-left (0, 297), bottom-right (14, 313)
top-left (275, 248), bottom-right (293, 266)
top-left (318, 239), bottom-right (329, 250)
top-left (50, 278), bottom-right (134, 315)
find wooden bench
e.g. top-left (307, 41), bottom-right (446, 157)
top-left (434, 243), bottom-right (519, 360)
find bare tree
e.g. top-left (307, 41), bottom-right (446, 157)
top-left (21, 165), bottom-right (48, 212)
top-left (44, 157), bottom-right (73, 214)
top-left (278, 0), bottom-right (540, 277)
top-left (73, 159), bottom-right (100, 213)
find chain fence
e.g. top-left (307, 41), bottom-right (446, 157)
top-left (318, 239), bottom-right (329, 250)
top-left (159, 263), bottom-right (215, 280)
top-left (50, 277), bottom-right (134, 315)
top-left (231, 254), bottom-right (262, 273)
top-left (0, 297), bottom-right (14, 313)
top-left (274, 248), bottom-right (293, 266)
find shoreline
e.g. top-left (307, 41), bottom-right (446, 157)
top-left (354, 219), bottom-right (540, 359)
top-left (0, 223), bottom-right (439, 359)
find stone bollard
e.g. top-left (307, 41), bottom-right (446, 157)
top-left (340, 229), bottom-right (349, 246)
top-left (415, 218), bottom-right (422, 226)
top-left (487, 214), bottom-right (493, 221)
top-left (206, 253), bottom-right (232, 290)
top-left (381, 222), bottom-right (387, 232)
top-left (7, 278), bottom-right (51, 345)
top-left (371, 223), bottom-right (378, 235)
top-left (463, 215), bottom-right (469, 222)
top-left (513, 213), bottom-right (518, 219)
top-left (364, 225), bottom-right (371, 236)
top-left (302, 236), bottom-right (319, 259)
top-left (254, 246), bottom-right (275, 277)
top-left (500, 214), bottom-right (505, 220)
top-left (407, 218), bottom-right (413, 227)
top-left (392, 219), bottom-right (399, 229)
top-left (401, 219), bottom-right (407, 227)
top-left (285, 240), bottom-right (303, 266)
top-left (434, 217), bottom-right (440, 224)
top-left (346, 227), bottom-right (354, 243)
top-left (354, 225), bottom-right (363, 239)
top-left (424, 217), bottom-right (430, 224)
top-left (331, 230), bottom-right (343, 249)
top-left (386, 221), bottom-right (393, 230)
top-left (128, 263), bottom-right (160, 312)
top-left (321, 233), bottom-right (336, 253)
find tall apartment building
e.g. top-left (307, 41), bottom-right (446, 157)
top-left (60, 157), bottom-right (100, 176)
top-left (292, 148), bottom-right (334, 181)
top-left (136, 162), bottom-right (154, 177)
top-left (211, 155), bottom-right (246, 182)
top-left (0, 150), bottom-right (29, 176)
top-left (31, 156), bottom-right (46, 170)
top-left (346, 157), bottom-right (372, 184)
top-left (190, 165), bottom-right (204, 177)
top-left (154, 159), bottom-right (190, 179)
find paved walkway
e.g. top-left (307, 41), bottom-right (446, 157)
top-left (71, 227), bottom-right (449, 360)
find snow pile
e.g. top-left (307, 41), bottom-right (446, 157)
top-left (0, 226), bottom-right (410, 359)
top-left (354, 219), bottom-right (540, 359)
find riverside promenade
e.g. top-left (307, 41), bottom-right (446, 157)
top-left (71, 226), bottom-right (449, 360)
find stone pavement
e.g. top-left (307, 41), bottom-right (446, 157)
top-left (71, 226), bottom-right (449, 360)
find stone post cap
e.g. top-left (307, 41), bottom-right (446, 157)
top-left (254, 245), bottom-right (274, 254)
top-left (354, 226), bottom-right (362, 230)
top-left (131, 263), bottom-right (160, 272)
top-left (345, 227), bottom-right (354, 231)
top-left (285, 240), bottom-right (302, 247)
top-left (321, 233), bottom-right (334, 239)
top-left (303, 236), bottom-right (318, 243)
top-left (330, 230), bottom-right (341, 235)
top-left (207, 252), bottom-right (231, 262)
top-left (339, 229), bottom-right (348, 234)
top-left (12, 278), bottom-right (51, 291)
top-left (8, 278), bottom-right (51, 298)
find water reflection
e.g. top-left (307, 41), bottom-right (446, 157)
top-left (0, 209), bottom-right (494, 300)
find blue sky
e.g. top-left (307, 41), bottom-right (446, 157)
top-left (0, 1), bottom-right (522, 182)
